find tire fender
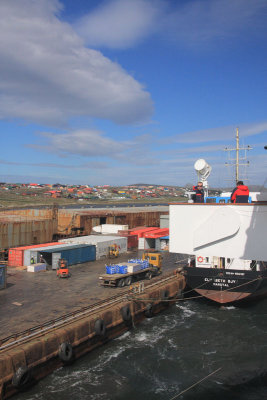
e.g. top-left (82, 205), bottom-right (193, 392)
top-left (12, 366), bottom-right (32, 389)
top-left (144, 303), bottom-right (154, 318)
top-left (95, 319), bottom-right (106, 337)
top-left (161, 289), bottom-right (170, 306)
top-left (58, 342), bottom-right (73, 364)
top-left (121, 305), bottom-right (132, 324)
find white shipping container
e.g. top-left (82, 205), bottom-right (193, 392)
top-left (24, 243), bottom-right (78, 266)
top-left (160, 215), bottom-right (169, 229)
top-left (27, 263), bottom-right (46, 272)
top-left (92, 224), bottom-right (128, 234)
top-left (61, 235), bottom-right (127, 260)
top-left (138, 238), bottom-right (145, 250)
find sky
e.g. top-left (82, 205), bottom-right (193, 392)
top-left (0, 0), bottom-right (266, 187)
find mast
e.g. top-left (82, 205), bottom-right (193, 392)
top-left (224, 128), bottom-right (252, 185)
top-left (236, 127), bottom-right (239, 183)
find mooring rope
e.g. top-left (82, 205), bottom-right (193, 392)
top-left (169, 367), bottom-right (222, 399)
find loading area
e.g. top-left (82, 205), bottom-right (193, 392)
top-left (0, 251), bottom-right (185, 400)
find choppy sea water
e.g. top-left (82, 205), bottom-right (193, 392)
top-left (16, 298), bottom-right (267, 400)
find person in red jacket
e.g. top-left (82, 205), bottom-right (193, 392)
top-left (192, 182), bottom-right (204, 203)
top-left (231, 181), bottom-right (249, 203)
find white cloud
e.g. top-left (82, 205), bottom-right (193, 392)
top-left (0, 0), bottom-right (153, 125)
top-left (75, 0), bottom-right (163, 49)
top-left (29, 128), bottom-right (159, 166)
top-left (75, 0), bottom-right (267, 50)
top-left (169, 122), bottom-right (267, 144)
top-left (31, 129), bottom-right (128, 157)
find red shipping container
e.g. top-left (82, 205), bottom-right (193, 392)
top-left (144, 228), bottom-right (169, 239)
top-left (117, 231), bottom-right (138, 249)
top-left (127, 234), bottom-right (138, 249)
top-left (8, 242), bottom-right (63, 267)
top-left (130, 227), bottom-right (159, 239)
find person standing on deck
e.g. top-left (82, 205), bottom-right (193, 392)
top-left (230, 181), bottom-right (249, 203)
top-left (192, 182), bottom-right (204, 203)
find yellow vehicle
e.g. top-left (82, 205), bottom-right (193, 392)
top-left (108, 244), bottom-right (120, 258)
top-left (142, 252), bottom-right (162, 272)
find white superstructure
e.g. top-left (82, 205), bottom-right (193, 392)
top-left (169, 203), bottom-right (267, 261)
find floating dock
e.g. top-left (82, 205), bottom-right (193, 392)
top-left (0, 251), bottom-right (185, 399)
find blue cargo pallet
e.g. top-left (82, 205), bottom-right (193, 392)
top-left (118, 265), bottom-right (128, 274)
top-left (106, 265), bottom-right (117, 274)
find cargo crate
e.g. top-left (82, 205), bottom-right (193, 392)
top-left (106, 265), bottom-right (117, 274)
top-left (118, 265), bottom-right (128, 274)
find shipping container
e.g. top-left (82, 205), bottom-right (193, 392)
top-left (143, 238), bottom-right (156, 250)
top-left (138, 237), bottom-right (145, 250)
top-left (155, 236), bottom-right (169, 251)
top-left (160, 215), bottom-right (169, 229)
top-left (117, 231), bottom-right (138, 249)
top-left (23, 243), bottom-right (65, 266)
top-left (143, 229), bottom-right (169, 239)
top-left (60, 235), bottom-right (127, 260)
top-left (130, 227), bottom-right (159, 239)
top-left (92, 224), bottom-right (128, 234)
top-left (40, 244), bottom-right (96, 269)
top-left (8, 242), bottom-right (62, 267)
top-left (0, 264), bottom-right (7, 290)
top-left (143, 229), bottom-right (169, 250)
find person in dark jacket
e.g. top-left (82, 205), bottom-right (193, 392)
top-left (231, 181), bottom-right (249, 203)
top-left (192, 182), bottom-right (204, 203)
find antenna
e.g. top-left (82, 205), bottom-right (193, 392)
top-left (224, 127), bottom-right (252, 185)
top-left (194, 159), bottom-right (212, 196)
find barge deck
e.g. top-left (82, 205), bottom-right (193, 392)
top-left (0, 250), bottom-right (183, 340)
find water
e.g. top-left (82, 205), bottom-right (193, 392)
top-left (16, 298), bottom-right (267, 400)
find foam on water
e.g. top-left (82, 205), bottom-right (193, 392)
top-left (16, 298), bottom-right (267, 400)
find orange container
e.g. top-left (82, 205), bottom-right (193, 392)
top-left (8, 242), bottom-right (62, 267)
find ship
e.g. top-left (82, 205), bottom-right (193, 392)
top-left (170, 129), bottom-right (267, 305)
top-left (184, 256), bottom-right (267, 304)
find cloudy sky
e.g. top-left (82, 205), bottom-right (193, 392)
top-left (0, 0), bottom-right (266, 187)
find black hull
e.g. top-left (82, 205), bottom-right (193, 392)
top-left (183, 267), bottom-right (267, 304)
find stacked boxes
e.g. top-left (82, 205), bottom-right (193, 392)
top-left (105, 260), bottom-right (148, 275)
top-left (128, 258), bottom-right (149, 269)
top-left (106, 265), bottom-right (117, 274)
top-left (118, 265), bottom-right (128, 274)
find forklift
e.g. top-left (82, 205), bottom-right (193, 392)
top-left (108, 244), bottom-right (120, 258)
top-left (56, 258), bottom-right (70, 278)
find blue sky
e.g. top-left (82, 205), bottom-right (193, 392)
top-left (0, 0), bottom-right (266, 187)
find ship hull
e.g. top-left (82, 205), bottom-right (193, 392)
top-left (183, 266), bottom-right (267, 304)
